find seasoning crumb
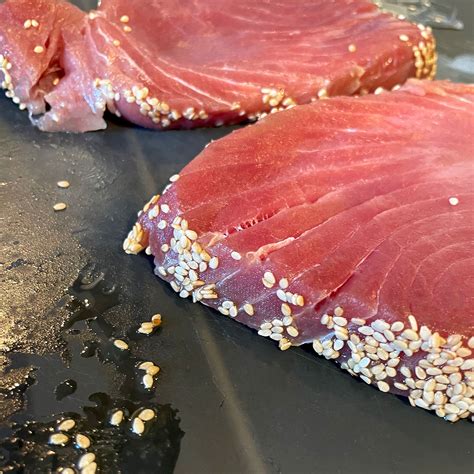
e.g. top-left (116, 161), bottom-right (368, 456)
top-left (113, 339), bottom-right (129, 350)
top-left (53, 202), bottom-right (67, 211)
top-left (57, 180), bottom-right (70, 188)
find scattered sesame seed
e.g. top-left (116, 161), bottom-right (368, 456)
top-left (61, 468), bottom-right (75, 474)
top-left (263, 271), bottom-right (276, 285)
top-left (57, 419), bottom-right (76, 432)
top-left (31, 19), bottom-right (39, 27)
top-left (281, 303), bottom-right (292, 317)
top-left (279, 278), bottom-right (289, 289)
top-left (57, 180), bottom-right (70, 188)
top-left (169, 174), bottom-right (180, 182)
top-left (23, 19), bottom-right (32, 29)
top-left (110, 409), bottom-right (124, 426)
top-left (123, 25), bottom-right (132, 33)
top-left (377, 381), bottom-right (390, 392)
top-left (449, 197), bottom-right (459, 206)
top-left (138, 409), bottom-right (155, 421)
top-left (231, 251), bottom-right (241, 260)
top-left (399, 34), bottom-right (409, 42)
top-left (113, 339), bottom-right (129, 350)
top-left (34, 45), bottom-right (44, 54)
top-left (53, 202), bottom-right (67, 211)
top-left (348, 43), bottom-right (357, 52)
top-left (49, 433), bottom-right (69, 446)
top-left (286, 326), bottom-right (299, 338)
top-left (78, 453), bottom-right (96, 469)
top-left (120, 15), bottom-right (130, 23)
top-left (142, 374), bottom-right (154, 389)
top-left (75, 433), bottom-right (91, 449)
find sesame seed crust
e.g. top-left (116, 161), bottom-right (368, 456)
top-left (125, 168), bottom-right (473, 422)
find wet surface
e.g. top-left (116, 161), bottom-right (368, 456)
top-left (0, 0), bottom-right (473, 472)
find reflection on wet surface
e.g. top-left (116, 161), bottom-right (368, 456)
top-left (0, 268), bottom-right (183, 472)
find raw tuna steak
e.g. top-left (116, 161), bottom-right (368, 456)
top-left (124, 79), bottom-right (474, 422)
top-left (0, 0), bottom-right (436, 132)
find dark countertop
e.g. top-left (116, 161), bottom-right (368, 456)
top-left (1, 1), bottom-right (473, 473)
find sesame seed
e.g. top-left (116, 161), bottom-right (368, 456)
top-left (377, 381), bottom-right (390, 392)
top-left (110, 409), bottom-right (124, 426)
top-left (78, 453), bottom-right (96, 469)
top-left (333, 316), bottom-right (347, 327)
top-left (113, 39), bottom-right (121, 46)
top-left (132, 417), bottom-right (145, 435)
top-left (281, 303), bottom-right (292, 317)
top-left (146, 365), bottom-right (160, 376)
top-left (333, 339), bottom-right (344, 351)
top-left (243, 303), bottom-right (254, 316)
top-left (57, 419), bottom-right (76, 431)
top-left (295, 295), bottom-right (305, 306)
top-left (348, 43), bottom-right (357, 52)
top-left (408, 314), bottom-right (418, 331)
top-left (120, 15), bottom-right (130, 23)
top-left (399, 34), bottom-right (409, 42)
top-left (279, 278), bottom-right (289, 289)
top-left (231, 251), bottom-right (241, 260)
top-left (279, 338), bottom-right (292, 351)
top-left (359, 326), bottom-right (374, 336)
top-left (75, 433), bottom-right (91, 449)
top-left (138, 408), bottom-right (155, 421)
top-left (57, 180), bottom-right (70, 188)
top-left (351, 318), bottom-right (366, 326)
top-left (276, 289), bottom-right (286, 301)
top-left (62, 468), bottom-right (75, 474)
top-left (142, 374), bottom-right (154, 389)
top-left (113, 339), bottom-right (129, 350)
top-left (24, 19), bottom-right (32, 29)
top-left (258, 329), bottom-right (272, 337)
top-left (169, 174), bottom-right (180, 182)
top-left (53, 202), bottom-right (67, 211)
top-left (34, 45), bottom-right (44, 54)
top-left (263, 271), bottom-right (276, 285)
top-left (448, 197), bottom-right (459, 206)
top-left (287, 326), bottom-right (299, 337)
top-left (334, 306), bottom-right (344, 317)
top-left (391, 321), bottom-right (404, 332)
top-left (49, 433), bottom-right (69, 446)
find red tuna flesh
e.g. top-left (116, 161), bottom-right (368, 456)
top-left (124, 79), bottom-right (474, 422)
top-left (1, 0), bottom-right (436, 132)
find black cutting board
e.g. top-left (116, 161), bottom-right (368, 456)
top-left (1, 1), bottom-right (473, 472)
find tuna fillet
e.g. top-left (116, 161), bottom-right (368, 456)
top-left (124, 79), bottom-right (474, 422)
top-left (0, 0), bottom-right (436, 132)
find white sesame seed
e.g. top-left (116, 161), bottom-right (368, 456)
top-left (263, 271), bottom-right (276, 285)
top-left (53, 202), bottom-right (67, 211)
top-left (34, 45), bottom-right (44, 54)
top-left (260, 322), bottom-right (272, 330)
top-left (334, 306), bottom-right (344, 317)
top-left (461, 359), bottom-right (474, 370)
top-left (24, 19), bottom-right (32, 29)
top-left (359, 326), bottom-right (374, 336)
top-left (123, 25), bottom-right (132, 32)
top-left (146, 365), bottom-right (160, 376)
top-left (391, 321), bottom-right (404, 332)
top-left (313, 339), bottom-right (323, 353)
top-left (279, 278), bottom-right (289, 289)
top-left (132, 417), bottom-right (145, 435)
top-left (281, 303), bottom-right (292, 317)
top-left (57, 419), bottom-right (76, 432)
top-left (276, 289), bottom-right (287, 301)
top-left (351, 318), bottom-right (366, 326)
top-left (399, 34), bottom-right (409, 42)
top-left (279, 338), bottom-right (292, 351)
top-left (333, 316), bottom-right (347, 327)
top-left (348, 43), bottom-right (357, 52)
top-left (78, 453), bottom-right (96, 469)
top-left (282, 316), bottom-right (293, 326)
top-left (295, 295), bottom-right (305, 306)
top-left (209, 257), bottom-right (219, 269)
top-left (75, 433), bottom-right (91, 449)
top-left (377, 381), bottom-right (390, 392)
top-left (138, 409), bottom-right (155, 421)
top-left (49, 433), bottom-right (69, 446)
top-left (113, 339), bottom-right (129, 350)
top-left (402, 329), bottom-right (419, 341)
top-left (333, 339), bottom-right (344, 351)
top-left (169, 174), bottom-right (180, 182)
top-left (113, 39), bottom-right (121, 46)
top-left (142, 374), bottom-right (154, 389)
top-left (286, 326), bottom-right (299, 337)
top-left (57, 180), bottom-right (70, 189)
top-left (81, 464), bottom-right (97, 474)
top-left (110, 409), bottom-right (124, 426)
top-left (231, 251), bottom-right (241, 261)
top-left (258, 329), bottom-right (272, 337)
top-left (270, 333), bottom-right (283, 341)
top-left (240, 303), bottom-right (253, 316)
top-left (61, 468), bottom-right (75, 474)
